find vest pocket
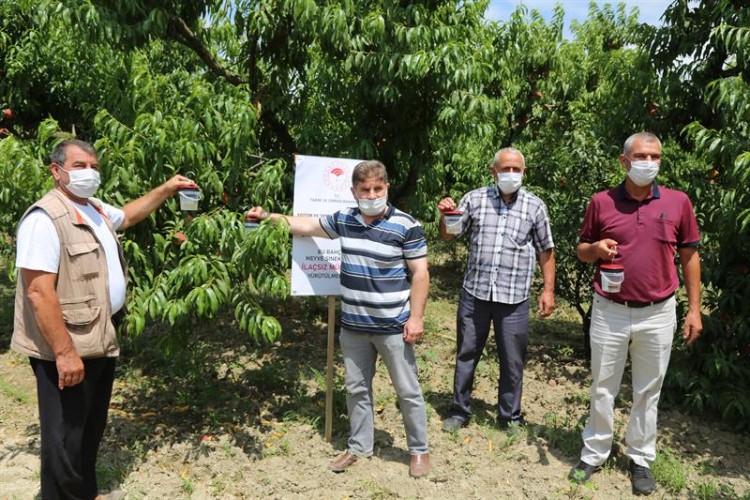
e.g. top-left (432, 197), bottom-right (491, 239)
top-left (61, 295), bottom-right (102, 354)
top-left (63, 304), bottom-right (101, 326)
top-left (66, 242), bottom-right (101, 279)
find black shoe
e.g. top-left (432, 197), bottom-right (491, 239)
top-left (568, 460), bottom-right (599, 483)
top-left (497, 416), bottom-right (526, 429)
top-left (441, 416), bottom-right (468, 432)
top-left (629, 460), bottom-right (656, 496)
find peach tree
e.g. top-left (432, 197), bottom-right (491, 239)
top-left (0, 0), bottom-right (292, 346)
top-left (651, 1), bottom-right (750, 430)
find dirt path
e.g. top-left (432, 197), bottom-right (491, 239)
top-left (2, 305), bottom-right (749, 499)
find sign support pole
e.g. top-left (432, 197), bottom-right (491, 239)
top-left (289, 156), bottom-right (362, 442)
top-left (325, 294), bottom-right (336, 442)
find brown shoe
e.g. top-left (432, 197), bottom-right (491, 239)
top-left (409, 453), bottom-right (430, 478)
top-left (329, 451), bottom-right (358, 472)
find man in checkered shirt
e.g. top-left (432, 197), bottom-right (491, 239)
top-left (438, 147), bottom-right (556, 431)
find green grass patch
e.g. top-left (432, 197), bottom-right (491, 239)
top-left (538, 411), bottom-right (586, 457)
top-left (652, 446), bottom-right (687, 494)
top-left (0, 375), bottom-right (32, 404)
top-left (692, 478), bottom-right (738, 499)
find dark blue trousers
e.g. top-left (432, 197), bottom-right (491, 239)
top-left (449, 289), bottom-right (529, 423)
top-left (31, 356), bottom-right (116, 500)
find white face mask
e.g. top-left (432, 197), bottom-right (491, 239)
top-left (357, 196), bottom-right (388, 216)
top-left (60, 167), bottom-right (101, 199)
top-left (497, 172), bottom-right (523, 194)
top-left (627, 160), bottom-right (659, 187)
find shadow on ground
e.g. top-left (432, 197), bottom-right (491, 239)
top-left (98, 296), bottom-right (351, 486)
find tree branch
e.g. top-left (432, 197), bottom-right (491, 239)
top-left (262, 111), bottom-right (298, 155)
top-left (166, 14), bottom-right (298, 155)
top-left (167, 15), bottom-right (246, 86)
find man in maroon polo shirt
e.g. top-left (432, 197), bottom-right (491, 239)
top-left (568, 132), bottom-right (702, 496)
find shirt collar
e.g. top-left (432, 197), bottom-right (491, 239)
top-left (492, 184), bottom-right (521, 204)
top-left (617, 180), bottom-right (661, 200)
top-left (353, 203), bottom-right (395, 221)
top-left (383, 203), bottom-right (395, 219)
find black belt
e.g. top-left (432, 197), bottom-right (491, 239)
top-left (602, 292), bottom-right (675, 308)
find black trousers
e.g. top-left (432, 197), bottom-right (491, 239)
top-left (30, 356), bottom-right (116, 500)
top-left (449, 289), bottom-right (529, 422)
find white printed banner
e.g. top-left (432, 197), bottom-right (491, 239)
top-left (291, 155), bottom-right (362, 296)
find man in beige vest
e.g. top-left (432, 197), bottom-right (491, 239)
top-left (12, 139), bottom-right (198, 499)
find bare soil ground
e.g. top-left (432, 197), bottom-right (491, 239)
top-left (2, 286), bottom-right (749, 499)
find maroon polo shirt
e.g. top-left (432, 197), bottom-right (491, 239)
top-left (579, 182), bottom-right (700, 303)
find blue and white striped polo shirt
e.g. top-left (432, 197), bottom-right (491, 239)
top-left (319, 204), bottom-right (427, 334)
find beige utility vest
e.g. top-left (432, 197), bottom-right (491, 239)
top-left (12, 189), bottom-right (127, 360)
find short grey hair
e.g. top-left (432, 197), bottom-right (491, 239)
top-left (50, 139), bottom-right (97, 166)
top-left (623, 132), bottom-right (661, 156)
top-left (493, 147), bottom-right (526, 168)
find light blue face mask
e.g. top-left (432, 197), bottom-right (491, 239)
top-left (497, 172), bottom-right (522, 194)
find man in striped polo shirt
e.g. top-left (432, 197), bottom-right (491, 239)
top-left (246, 160), bottom-right (431, 478)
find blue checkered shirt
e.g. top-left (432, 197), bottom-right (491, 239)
top-left (454, 185), bottom-right (554, 304)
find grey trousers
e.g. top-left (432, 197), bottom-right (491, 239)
top-left (339, 328), bottom-right (429, 456)
top-left (449, 289), bottom-right (529, 422)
